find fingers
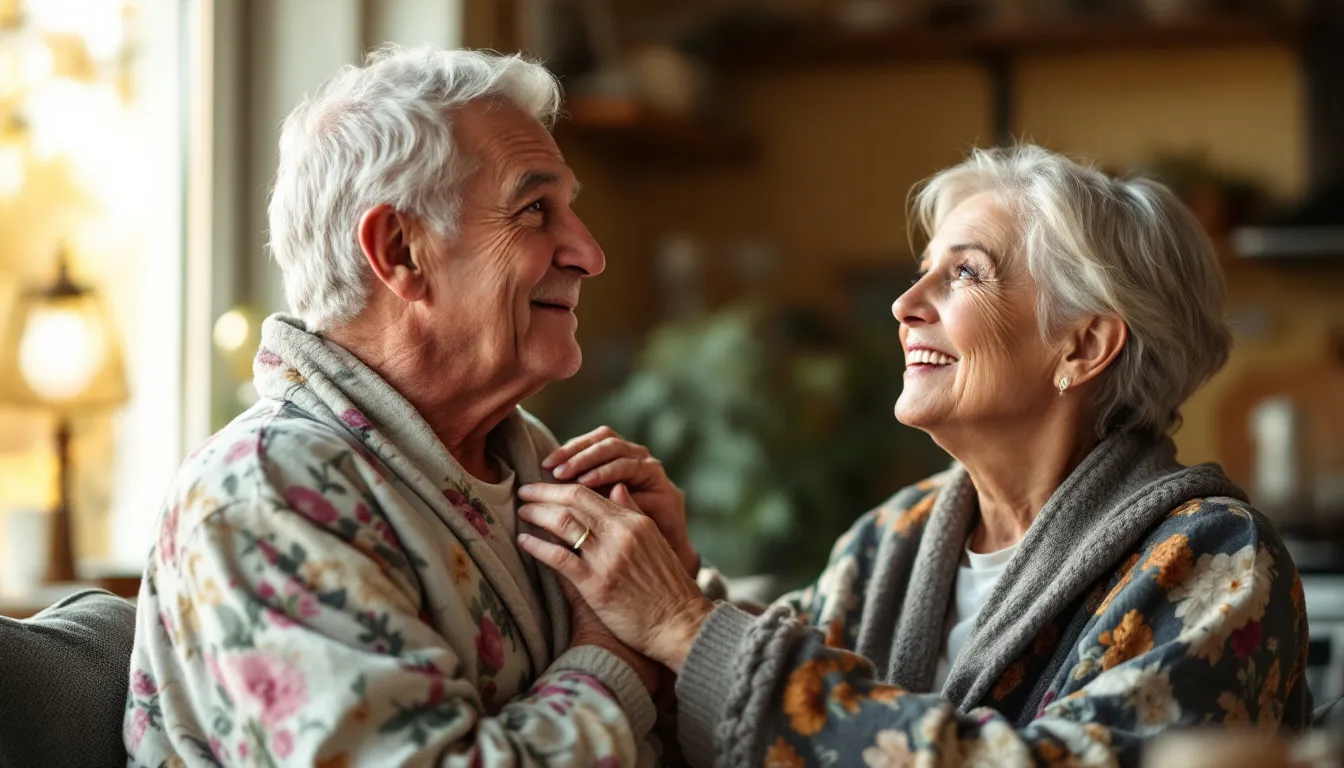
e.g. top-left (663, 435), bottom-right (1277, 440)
top-left (516, 533), bottom-right (592, 584)
top-left (610, 483), bottom-right (639, 512)
top-left (542, 426), bottom-right (622, 471)
top-left (574, 456), bottom-right (663, 489)
top-left (518, 502), bottom-right (594, 546)
top-left (518, 482), bottom-right (618, 522)
top-left (551, 436), bottom-right (650, 481)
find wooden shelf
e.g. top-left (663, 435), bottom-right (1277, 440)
top-left (557, 96), bottom-right (755, 167)
top-left (712, 12), bottom-right (1301, 145)
top-left (719, 14), bottom-right (1303, 70)
top-left (553, 14), bottom-right (1300, 165)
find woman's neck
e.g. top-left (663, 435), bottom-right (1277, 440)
top-left (947, 416), bottom-right (1097, 554)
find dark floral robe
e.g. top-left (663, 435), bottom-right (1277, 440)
top-left (751, 480), bottom-right (1309, 767)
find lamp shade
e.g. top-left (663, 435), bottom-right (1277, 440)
top-left (0, 252), bottom-right (127, 411)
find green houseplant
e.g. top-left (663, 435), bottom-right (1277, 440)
top-left (571, 301), bottom-right (945, 587)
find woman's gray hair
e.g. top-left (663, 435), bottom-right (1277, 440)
top-left (268, 45), bottom-right (562, 331)
top-left (912, 145), bottom-right (1231, 437)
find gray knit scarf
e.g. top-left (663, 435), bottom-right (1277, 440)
top-left (853, 430), bottom-right (1246, 714)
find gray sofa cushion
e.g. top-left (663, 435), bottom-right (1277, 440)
top-left (0, 589), bottom-right (137, 768)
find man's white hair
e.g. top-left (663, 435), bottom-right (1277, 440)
top-left (267, 45), bottom-right (562, 331)
top-left (912, 145), bottom-right (1231, 437)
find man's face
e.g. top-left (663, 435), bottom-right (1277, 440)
top-left (416, 99), bottom-right (604, 387)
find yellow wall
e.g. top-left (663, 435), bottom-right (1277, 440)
top-left (1016, 47), bottom-right (1304, 199)
top-left (561, 42), bottom-right (1339, 479)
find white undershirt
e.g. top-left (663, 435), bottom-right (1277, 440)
top-left (470, 456), bottom-right (518, 538)
top-left (931, 541), bottom-right (1020, 691)
top-left (467, 456), bottom-right (551, 644)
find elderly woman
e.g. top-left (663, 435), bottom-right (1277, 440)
top-left (125, 47), bottom-right (661, 766)
top-left (517, 146), bottom-right (1311, 766)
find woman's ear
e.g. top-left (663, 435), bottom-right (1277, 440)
top-left (357, 204), bottom-right (427, 303)
top-left (1060, 315), bottom-right (1127, 388)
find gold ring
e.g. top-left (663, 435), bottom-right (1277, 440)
top-left (571, 526), bottom-right (592, 552)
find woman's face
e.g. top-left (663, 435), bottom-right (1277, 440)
top-left (893, 192), bottom-right (1062, 437)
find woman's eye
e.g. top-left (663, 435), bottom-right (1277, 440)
top-left (954, 264), bottom-right (977, 281)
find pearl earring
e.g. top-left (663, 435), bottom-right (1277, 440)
top-left (1057, 375), bottom-right (1071, 396)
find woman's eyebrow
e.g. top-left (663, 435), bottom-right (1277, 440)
top-left (948, 241), bottom-right (999, 262)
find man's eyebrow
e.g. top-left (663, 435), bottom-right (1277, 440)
top-left (508, 171), bottom-right (560, 206)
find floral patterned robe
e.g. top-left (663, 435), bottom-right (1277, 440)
top-left (124, 316), bottom-right (654, 766)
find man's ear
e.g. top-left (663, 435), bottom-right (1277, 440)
top-left (357, 204), bottom-right (427, 303)
top-left (1059, 314), bottom-right (1127, 388)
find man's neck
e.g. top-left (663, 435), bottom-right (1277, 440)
top-left (326, 314), bottom-right (537, 483)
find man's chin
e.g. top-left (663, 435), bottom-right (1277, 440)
top-left (531, 342), bottom-right (583, 382)
top-left (554, 352), bottom-right (582, 380)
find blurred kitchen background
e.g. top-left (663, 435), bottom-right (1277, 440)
top-left (1, 0), bottom-right (1343, 686)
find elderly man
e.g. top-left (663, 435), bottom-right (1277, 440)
top-left (125, 46), bottom-right (659, 766)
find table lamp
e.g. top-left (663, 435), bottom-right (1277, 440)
top-left (0, 247), bottom-right (127, 583)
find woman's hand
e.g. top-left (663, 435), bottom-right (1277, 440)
top-left (544, 427), bottom-right (699, 577)
top-left (565, 579), bottom-right (662, 695)
top-left (517, 483), bottom-right (715, 673)
top-left (540, 488), bottom-right (663, 693)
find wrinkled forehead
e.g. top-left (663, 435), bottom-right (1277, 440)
top-left (922, 191), bottom-right (1020, 266)
top-left (455, 98), bottom-right (570, 193)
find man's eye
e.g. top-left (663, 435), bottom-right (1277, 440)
top-left (521, 200), bottom-right (544, 214)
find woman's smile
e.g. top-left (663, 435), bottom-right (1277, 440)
top-left (904, 345), bottom-right (959, 376)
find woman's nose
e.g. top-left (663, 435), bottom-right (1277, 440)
top-left (893, 277), bottom-right (934, 326)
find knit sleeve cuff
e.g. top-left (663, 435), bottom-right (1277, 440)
top-left (549, 645), bottom-right (656, 739)
top-left (675, 603), bottom-right (757, 768)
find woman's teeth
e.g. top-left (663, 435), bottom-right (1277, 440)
top-left (907, 349), bottom-right (956, 366)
